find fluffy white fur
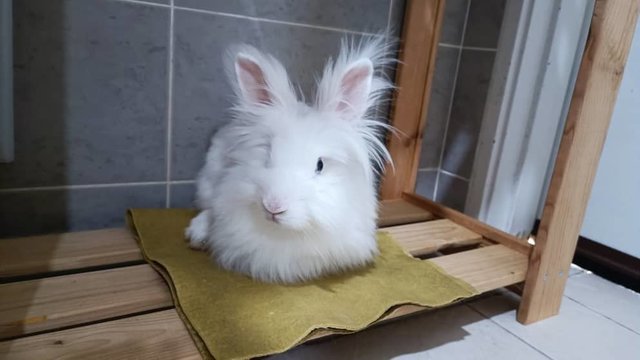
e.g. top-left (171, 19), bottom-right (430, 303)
top-left (186, 37), bottom-right (394, 283)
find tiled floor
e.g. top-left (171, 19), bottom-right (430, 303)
top-left (272, 266), bottom-right (640, 360)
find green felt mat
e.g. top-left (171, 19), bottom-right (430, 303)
top-left (127, 209), bottom-right (478, 360)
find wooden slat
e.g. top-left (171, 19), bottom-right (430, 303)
top-left (0, 228), bottom-right (141, 278)
top-left (402, 192), bottom-right (532, 255)
top-left (0, 264), bottom-right (173, 339)
top-left (377, 245), bottom-right (527, 319)
top-left (0, 200), bottom-right (433, 280)
top-left (518, 0), bottom-right (639, 324)
top-left (0, 217), bottom-right (479, 339)
top-left (307, 244), bottom-right (528, 341)
top-left (380, 0), bottom-right (446, 199)
top-left (430, 245), bottom-right (528, 293)
top-left (377, 199), bottom-right (435, 227)
top-left (0, 309), bottom-right (200, 360)
top-left (0, 245), bottom-right (528, 358)
top-left (383, 219), bottom-right (481, 256)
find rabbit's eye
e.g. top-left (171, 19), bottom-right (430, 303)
top-left (315, 158), bottom-right (324, 174)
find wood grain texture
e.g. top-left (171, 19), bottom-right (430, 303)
top-left (430, 245), bottom-right (528, 293)
top-left (307, 244), bottom-right (528, 341)
top-left (402, 192), bottom-right (531, 255)
top-left (0, 244), bottom-right (527, 358)
top-left (517, 0), bottom-right (640, 324)
top-left (0, 216), bottom-right (479, 339)
top-left (380, 0), bottom-right (445, 200)
top-left (0, 309), bottom-right (200, 360)
top-left (0, 264), bottom-right (173, 339)
top-left (0, 200), bottom-right (432, 280)
top-left (0, 228), bottom-right (141, 278)
top-left (378, 198), bottom-right (436, 227)
top-left (383, 219), bottom-right (482, 256)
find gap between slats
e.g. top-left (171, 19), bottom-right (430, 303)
top-left (0, 217), bottom-right (481, 339)
top-left (383, 219), bottom-right (482, 256)
top-left (0, 244), bottom-right (528, 359)
top-left (0, 228), bottom-right (142, 279)
top-left (0, 199), bottom-right (434, 280)
top-left (0, 264), bottom-right (173, 340)
top-left (0, 309), bottom-right (200, 360)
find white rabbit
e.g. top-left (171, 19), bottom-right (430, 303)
top-left (186, 37), bottom-right (393, 283)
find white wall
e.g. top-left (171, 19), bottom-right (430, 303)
top-left (581, 20), bottom-right (640, 258)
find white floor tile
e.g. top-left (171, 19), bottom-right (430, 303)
top-left (564, 273), bottom-right (640, 333)
top-left (271, 304), bottom-right (548, 360)
top-left (569, 263), bottom-right (586, 277)
top-left (468, 291), bottom-right (640, 360)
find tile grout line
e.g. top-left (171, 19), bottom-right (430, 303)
top-left (0, 182), bottom-right (167, 193)
top-left (171, 179), bottom-right (196, 185)
top-left (114, 0), bottom-right (389, 38)
top-left (463, 45), bottom-right (499, 52)
top-left (0, 180), bottom-right (196, 193)
top-left (440, 169), bottom-right (470, 182)
top-left (433, 0), bottom-right (472, 201)
top-left (562, 295), bottom-right (640, 336)
top-left (418, 167), bottom-right (439, 172)
top-left (112, 0), bottom-right (171, 8)
top-left (386, 0), bottom-right (394, 33)
top-left (465, 304), bottom-right (555, 360)
top-left (172, 5), bottom-right (379, 37)
top-left (373, 0), bottom-right (393, 120)
top-left (164, 0), bottom-right (175, 208)
top-left (439, 42), bottom-right (497, 52)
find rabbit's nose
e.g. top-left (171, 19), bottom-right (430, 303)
top-left (262, 198), bottom-right (287, 215)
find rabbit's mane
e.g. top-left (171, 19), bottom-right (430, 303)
top-left (225, 36), bottom-right (395, 182)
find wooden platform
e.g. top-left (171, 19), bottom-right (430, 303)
top-left (0, 199), bottom-right (530, 359)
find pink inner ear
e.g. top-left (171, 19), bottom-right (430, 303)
top-left (337, 62), bottom-right (373, 112)
top-left (236, 57), bottom-right (271, 104)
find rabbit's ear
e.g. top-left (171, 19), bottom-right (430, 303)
top-left (230, 46), bottom-right (297, 108)
top-left (235, 55), bottom-right (271, 105)
top-left (316, 55), bottom-right (376, 121)
top-left (335, 59), bottom-right (373, 116)
top-left (317, 37), bottom-right (393, 121)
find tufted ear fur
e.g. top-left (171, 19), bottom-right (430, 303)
top-left (235, 55), bottom-right (272, 105)
top-left (335, 59), bottom-right (374, 116)
top-left (316, 38), bottom-right (391, 121)
top-left (229, 45), bottom-right (297, 108)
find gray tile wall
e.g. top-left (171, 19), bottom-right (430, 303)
top-left (415, 0), bottom-right (505, 212)
top-left (0, 0), bottom-right (404, 238)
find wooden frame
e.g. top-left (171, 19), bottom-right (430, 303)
top-left (382, 0), bottom-right (639, 324)
top-left (0, 0), bottom-right (638, 357)
top-left (380, 0), bottom-right (445, 199)
top-left (0, 201), bottom-right (529, 357)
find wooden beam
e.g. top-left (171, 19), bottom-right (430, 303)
top-left (0, 200), bottom-right (435, 281)
top-left (0, 309), bottom-right (200, 360)
top-left (517, 0), bottom-right (639, 324)
top-left (307, 244), bottom-right (528, 342)
top-left (0, 244), bottom-right (528, 358)
top-left (379, 0), bottom-right (445, 200)
top-left (430, 245), bottom-right (528, 293)
top-left (383, 219), bottom-right (482, 256)
top-left (0, 228), bottom-right (141, 279)
top-left (0, 265), bottom-right (173, 339)
top-left (402, 192), bottom-right (532, 255)
top-left (0, 217), bottom-right (477, 338)
top-left (0, 215), bottom-right (484, 339)
top-left (377, 198), bottom-right (435, 227)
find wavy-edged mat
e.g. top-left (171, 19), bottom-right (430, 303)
top-left (127, 209), bottom-right (478, 359)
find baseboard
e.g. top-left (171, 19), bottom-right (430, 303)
top-left (532, 220), bottom-right (640, 292)
top-left (573, 237), bottom-right (640, 292)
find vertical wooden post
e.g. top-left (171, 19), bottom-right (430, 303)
top-left (380, 0), bottom-right (445, 200)
top-left (517, 0), bottom-right (639, 324)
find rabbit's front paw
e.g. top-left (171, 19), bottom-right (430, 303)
top-left (185, 211), bottom-right (210, 250)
